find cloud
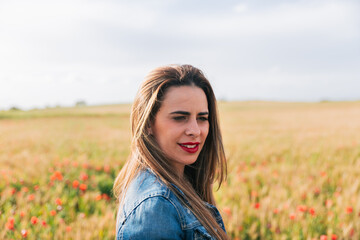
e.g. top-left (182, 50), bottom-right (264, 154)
top-left (0, 0), bottom-right (359, 109)
top-left (171, 1), bottom-right (359, 39)
top-left (234, 3), bottom-right (248, 13)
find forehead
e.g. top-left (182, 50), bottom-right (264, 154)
top-left (160, 86), bottom-right (208, 112)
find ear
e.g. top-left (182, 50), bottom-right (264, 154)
top-left (147, 121), bottom-right (154, 135)
top-left (147, 126), bottom-right (153, 135)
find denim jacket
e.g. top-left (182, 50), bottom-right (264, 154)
top-left (116, 169), bottom-right (226, 239)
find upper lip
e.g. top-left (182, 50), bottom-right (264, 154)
top-left (179, 142), bottom-right (200, 145)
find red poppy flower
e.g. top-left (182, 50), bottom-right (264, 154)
top-left (50, 171), bottom-right (63, 181)
top-left (309, 207), bottom-right (316, 216)
top-left (223, 207), bottom-right (232, 216)
top-left (28, 194), bottom-right (35, 201)
top-left (297, 205), bottom-right (307, 212)
top-left (104, 165), bottom-right (110, 173)
top-left (31, 216), bottom-right (38, 225)
top-left (8, 217), bottom-right (15, 224)
top-left (80, 173), bottom-right (88, 181)
top-left (102, 193), bottom-right (110, 201)
top-left (21, 229), bottom-right (28, 238)
top-left (6, 217), bottom-right (15, 231)
top-left (320, 235), bottom-right (327, 240)
top-left (72, 180), bottom-right (79, 189)
top-left (79, 183), bottom-right (87, 191)
top-left (11, 188), bottom-right (17, 195)
top-left (55, 198), bottom-right (62, 206)
top-left (325, 199), bottom-right (333, 208)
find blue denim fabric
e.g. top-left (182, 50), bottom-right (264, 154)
top-left (116, 169), bottom-right (226, 240)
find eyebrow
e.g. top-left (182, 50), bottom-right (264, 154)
top-left (170, 111), bottom-right (209, 115)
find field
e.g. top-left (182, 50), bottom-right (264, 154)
top-left (1, 101), bottom-right (359, 239)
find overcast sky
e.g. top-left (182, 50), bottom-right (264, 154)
top-left (0, 0), bottom-right (359, 110)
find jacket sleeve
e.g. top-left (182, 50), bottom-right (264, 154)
top-left (118, 196), bottom-right (184, 240)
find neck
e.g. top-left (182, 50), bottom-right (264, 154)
top-left (173, 164), bottom-right (185, 179)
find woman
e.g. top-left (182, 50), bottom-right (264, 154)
top-left (113, 64), bottom-right (228, 239)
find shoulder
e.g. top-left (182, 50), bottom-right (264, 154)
top-left (117, 169), bottom-right (185, 224)
top-left (118, 195), bottom-right (184, 240)
top-left (116, 169), bottom-right (185, 239)
top-left (120, 169), bottom-right (174, 214)
top-left (115, 169), bottom-right (227, 239)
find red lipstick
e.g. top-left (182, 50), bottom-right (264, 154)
top-left (178, 142), bottom-right (200, 153)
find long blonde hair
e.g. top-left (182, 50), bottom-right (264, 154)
top-left (113, 64), bottom-right (228, 239)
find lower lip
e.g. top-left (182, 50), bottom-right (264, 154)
top-left (178, 144), bottom-right (199, 153)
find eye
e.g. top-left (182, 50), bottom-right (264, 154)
top-left (173, 116), bottom-right (186, 121)
top-left (198, 116), bottom-right (209, 121)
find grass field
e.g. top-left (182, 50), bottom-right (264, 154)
top-left (1, 101), bottom-right (359, 239)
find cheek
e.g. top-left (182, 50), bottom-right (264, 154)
top-left (201, 124), bottom-right (210, 138)
top-left (155, 124), bottom-right (179, 146)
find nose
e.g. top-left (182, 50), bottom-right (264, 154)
top-left (185, 118), bottom-right (201, 137)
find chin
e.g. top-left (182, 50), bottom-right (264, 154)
top-left (184, 157), bottom-right (198, 165)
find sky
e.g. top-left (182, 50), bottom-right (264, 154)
top-left (0, 0), bottom-right (359, 110)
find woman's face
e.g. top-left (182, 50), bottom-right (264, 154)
top-left (151, 85), bottom-right (210, 177)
